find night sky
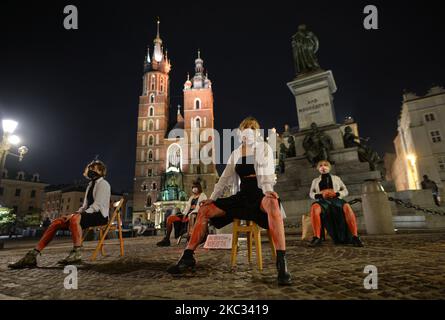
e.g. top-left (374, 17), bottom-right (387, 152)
top-left (0, 1), bottom-right (444, 192)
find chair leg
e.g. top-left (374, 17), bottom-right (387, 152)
top-left (99, 229), bottom-right (106, 256)
top-left (91, 213), bottom-right (115, 261)
top-left (117, 210), bottom-right (124, 257)
top-left (231, 230), bottom-right (239, 268)
top-left (267, 230), bottom-right (276, 262)
top-left (247, 231), bottom-right (253, 264)
top-left (254, 225), bottom-right (263, 271)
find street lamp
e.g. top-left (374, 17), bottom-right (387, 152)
top-left (0, 119), bottom-right (29, 194)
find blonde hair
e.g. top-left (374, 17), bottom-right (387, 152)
top-left (239, 116), bottom-right (260, 131)
top-left (317, 160), bottom-right (331, 169)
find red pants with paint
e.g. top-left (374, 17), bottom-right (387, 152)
top-left (165, 215), bottom-right (189, 239)
top-left (186, 197), bottom-right (286, 251)
top-left (310, 203), bottom-right (358, 238)
top-left (35, 213), bottom-right (82, 252)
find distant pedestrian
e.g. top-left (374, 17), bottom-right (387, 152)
top-left (421, 175), bottom-right (441, 206)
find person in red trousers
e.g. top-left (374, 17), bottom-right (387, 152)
top-left (308, 160), bottom-right (364, 247)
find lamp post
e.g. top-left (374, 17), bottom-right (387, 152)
top-left (0, 119), bottom-right (29, 196)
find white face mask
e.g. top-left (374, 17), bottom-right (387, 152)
top-left (318, 163), bottom-right (331, 174)
top-left (192, 187), bottom-right (198, 194)
top-left (240, 129), bottom-right (256, 146)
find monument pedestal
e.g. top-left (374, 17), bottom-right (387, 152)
top-left (287, 70), bottom-right (337, 130)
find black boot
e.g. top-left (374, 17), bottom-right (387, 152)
top-left (156, 237), bottom-right (171, 247)
top-left (352, 236), bottom-right (364, 247)
top-left (308, 236), bottom-right (322, 247)
top-left (276, 250), bottom-right (292, 286)
top-left (167, 249), bottom-right (196, 274)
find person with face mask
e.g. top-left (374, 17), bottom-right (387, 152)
top-left (8, 160), bottom-right (111, 268)
top-left (308, 160), bottom-right (363, 247)
top-left (167, 116), bottom-right (292, 286)
top-left (157, 182), bottom-right (207, 247)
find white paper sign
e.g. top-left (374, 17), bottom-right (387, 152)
top-left (203, 234), bottom-right (233, 249)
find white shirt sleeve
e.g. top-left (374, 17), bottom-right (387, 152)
top-left (336, 176), bottom-right (349, 198)
top-left (255, 142), bottom-right (276, 194)
top-left (85, 180), bottom-right (111, 214)
top-left (210, 153), bottom-right (236, 201)
top-left (309, 178), bottom-right (319, 200)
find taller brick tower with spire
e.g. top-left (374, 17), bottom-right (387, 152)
top-left (133, 19), bottom-right (171, 214)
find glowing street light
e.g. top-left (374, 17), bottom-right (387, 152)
top-left (7, 135), bottom-right (20, 145)
top-left (2, 119), bottom-right (18, 134)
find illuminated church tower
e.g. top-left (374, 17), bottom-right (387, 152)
top-left (182, 50), bottom-right (218, 192)
top-left (133, 19), bottom-right (171, 214)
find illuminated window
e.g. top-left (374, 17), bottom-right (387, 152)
top-left (150, 94), bottom-right (155, 104)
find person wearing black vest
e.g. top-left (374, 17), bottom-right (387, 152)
top-left (9, 160), bottom-right (111, 268)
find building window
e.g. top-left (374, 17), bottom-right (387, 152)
top-left (15, 189), bottom-right (21, 197)
top-left (195, 98), bottom-right (201, 110)
top-left (151, 76), bottom-right (155, 91)
top-left (439, 157), bottom-right (445, 171)
top-left (68, 198), bottom-right (71, 203)
top-left (30, 190), bottom-right (36, 198)
top-left (425, 113), bottom-right (436, 122)
top-left (147, 169), bottom-right (153, 177)
top-left (148, 150), bottom-right (153, 162)
top-left (150, 94), bottom-right (155, 104)
top-left (66, 205), bottom-right (69, 210)
top-left (148, 135), bottom-right (154, 146)
top-left (149, 106), bottom-right (154, 117)
top-left (160, 77), bottom-right (164, 92)
top-left (430, 130), bottom-right (442, 143)
top-left (152, 182), bottom-right (157, 190)
top-left (148, 120), bottom-right (154, 131)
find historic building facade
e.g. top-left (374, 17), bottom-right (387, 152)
top-left (133, 21), bottom-right (218, 221)
top-left (386, 86), bottom-right (445, 192)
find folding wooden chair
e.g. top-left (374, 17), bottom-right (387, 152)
top-left (82, 198), bottom-right (125, 261)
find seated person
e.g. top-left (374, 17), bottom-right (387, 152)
top-left (133, 218), bottom-right (147, 236)
top-left (157, 182), bottom-right (207, 247)
top-left (308, 160), bottom-right (364, 247)
top-left (9, 160), bottom-right (111, 268)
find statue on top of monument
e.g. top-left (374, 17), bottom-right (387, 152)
top-left (343, 126), bottom-right (385, 176)
top-left (292, 24), bottom-right (321, 76)
top-left (303, 122), bottom-right (334, 167)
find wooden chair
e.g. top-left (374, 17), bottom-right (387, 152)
top-left (176, 213), bottom-right (198, 245)
top-left (231, 219), bottom-right (276, 271)
top-left (81, 198), bottom-right (125, 261)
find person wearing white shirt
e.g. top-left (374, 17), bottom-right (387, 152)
top-left (9, 160), bottom-right (111, 269)
top-left (308, 160), bottom-right (363, 248)
top-left (167, 117), bottom-right (292, 286)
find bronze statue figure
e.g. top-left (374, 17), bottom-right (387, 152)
top-left (343, 126), bottom-right (385, 177)
top-left (286, 136), bottom-right (296, 158)
top-left (292, 24), bottom-right (321, 76)
top-left (303, 122), bottom-right (334, 166)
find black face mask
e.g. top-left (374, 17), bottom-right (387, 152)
top-left (87, 170), bottom-right (101, 180)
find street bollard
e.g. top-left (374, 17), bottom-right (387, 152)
top-left (361, 179), bottom-right (395, 234)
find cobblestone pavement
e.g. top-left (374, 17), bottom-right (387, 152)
top-left (0, 232), bottom-right (444, 300)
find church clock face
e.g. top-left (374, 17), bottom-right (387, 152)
top-left (167, 144), bottom-right (181, 172)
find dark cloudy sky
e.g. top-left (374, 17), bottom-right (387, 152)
top-left (0, 0), bottom-right (444, 192)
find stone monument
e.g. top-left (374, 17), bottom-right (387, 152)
top-left (275, 25), bottom-right (440, 233)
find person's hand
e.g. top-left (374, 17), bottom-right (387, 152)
top-left (200, 199), bottom-right (214, 207)
top-left (61, 214), bottom-right (74, 222)
top-left (321, 189), bottom-right (336, 199)
top-left (265, 191), bottom-right (279, 199)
